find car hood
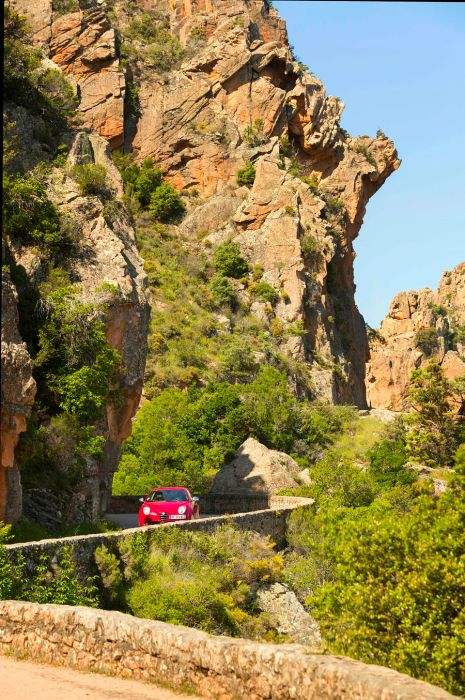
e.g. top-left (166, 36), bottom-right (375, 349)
top-left (141, 501), bottom-right (190, 514)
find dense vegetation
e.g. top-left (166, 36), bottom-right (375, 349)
top-left (94, 524), bottom-right (289, 639)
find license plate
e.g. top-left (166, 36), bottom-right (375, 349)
top-left (170, 515), bottom-right (186, 520)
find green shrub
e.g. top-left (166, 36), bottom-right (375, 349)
top-left (34, 68), bottom-right (78, 115)
top-left (145, 38), bottom-right (185, 72)
top-left (252, 281), bottom-right (279, 305)
top-left (209, 273), bottom-right (236, 307)
top-left (323, 197), bottom-right (345, 216)
top-left (414, 327), bottom-right (438, 356)
top-left (127, 13), bottom-right (163, 42)
top-left (355, 144), bottom-right (376, 167)
top-left (34, 288), bottom-right (121, 422)
top-left (300, 175), bottom-right (319, 193)
top-left (301, 233), bottom-right (319, 260)
top-left (218, 337), bottom-right (258, 382)
top-left (285, 205), bottom-right (296, 216)
top-left (306, 484), bottom-right (465, 696)
top-left (237, 161), bottom-right (256, 187)
top-left (52, 0), bottom-right (80, 14)
top-left (125, 13), bottom-right (185, 71)
top-left (149, 180), bottom-right (185, 221)
top-left (71, 163), bottom-right (107, 196)
top-left (134, 159), bottom-right (163, 206)
top-left (243, 119), bottom-right (266, 147)
top-left (0, 538), bottom-right (99, 606)
top-left (125, 80), bottom-right (141, 119)
top-left (278, 135), bottom-right (293, 159)
top-left (368, 436), bottom-right (414, 489)
top-left (213, 240), bottom-right (248, 279)
top-left (3, 173), bottom-right (62, 248)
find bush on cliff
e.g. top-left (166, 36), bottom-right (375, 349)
top-left (71, 163), bottom-right (108, 197)
top-left (149, 180), bottom-right (185, 221)
top-left (236, 161), bottom-right (256, 187)
top-left (213, 240), bottom-right (248, 279)
top-left (3, 173), bottom-right (62, 247)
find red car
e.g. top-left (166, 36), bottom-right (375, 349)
top-left (138, 487), bottom-right (200, 527)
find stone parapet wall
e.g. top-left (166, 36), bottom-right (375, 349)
top-left (4, 501), bottom-right (314, 576)
top-left (0, 601), bottom-right (456, 700)
top-left (108, 493), bottom-right (313, 515)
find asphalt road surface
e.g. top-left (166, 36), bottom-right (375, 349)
top-left (0, 656), bottom-right (204, 700)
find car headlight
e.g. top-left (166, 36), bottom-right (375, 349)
top-left (178, 505), bottom-right (186, 514)
top-left (142, 506), bottom-right (150, 515)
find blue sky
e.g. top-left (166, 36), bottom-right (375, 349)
top-left (275, 1), bottom-right (465, 326)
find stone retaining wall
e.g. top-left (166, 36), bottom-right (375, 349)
top-left (0, 601), bottom-right (456, 700)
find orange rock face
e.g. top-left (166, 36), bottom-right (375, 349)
top-left (12, 0), bottom-right (125, 148)
top-left (366, 263), bottom-right (465, 411)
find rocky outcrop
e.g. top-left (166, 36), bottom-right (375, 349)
top-left (210, 437), bottom-right (302, 494)
top-left (12, 0), bottom-right (125, 148)
top-left (256, 582), bottom-right (322, 648)
top-left (1, 273), bottom-right (36, 524)
top-left (366, 263), bottom-right (465, 411)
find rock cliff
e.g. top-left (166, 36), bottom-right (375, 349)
top-left (13, 0), bottom-right (400, 408)
top-left (4, 0), bottom-right (400, 522)
top-left (366, 263), bottom-right (465, 411)
top-left (0, 272), bottom-right (37, 523)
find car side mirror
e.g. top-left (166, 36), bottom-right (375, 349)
top-left (138, 497), bottom-right (144, 503)
top-left (192, 496), bottom-right (199, 502)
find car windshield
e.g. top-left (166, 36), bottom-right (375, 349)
top-left (147, 489), bottom-right (188, 503)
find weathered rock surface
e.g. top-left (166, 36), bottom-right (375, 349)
top-left (256, 582), bottom-right (321, 648)
top-left (1, 274), bottom-right (37, 523)
top-left (210, 437), bottom-right (302, 494)
top-left (366, 263), bottom-right (465, 411)
top-left (13, 0), bottom-right (125, 148)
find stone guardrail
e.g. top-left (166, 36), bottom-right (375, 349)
top-left (0, 601), bottom-right (456, 700)
top-left (108, 493), bottom-right (304, 514)
top-left (4, 498), bottom-right (315, 576)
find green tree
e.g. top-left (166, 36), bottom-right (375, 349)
top-left (307, 483), bottom-right (465, 696)
top-left (134, 158), bottom-right (163, 206)
top-left (213, 240), bottom-right (248, 278)
top-left (149, 180), bottom-right (185, 221)
top-left (113, 384), bottom-right (249, 494)
top-left (241, 366), bottom-right (298, 452)
top-left (209, 274), bottom-right (235, 307)
top-left (406, 360), bottom-right (458, 466)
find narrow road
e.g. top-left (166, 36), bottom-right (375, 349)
top-left (0, 656), bottom-right (203, 700)
top-left (105, 513), bottom-right (211, 529)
